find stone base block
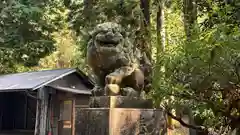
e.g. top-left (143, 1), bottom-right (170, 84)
top-left (75, 108), bottom-right (167, 135)
top-left (89, 96), bottom-right (153, 108)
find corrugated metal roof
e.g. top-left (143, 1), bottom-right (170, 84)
top-left (0, 68), bottom-right (76, 91)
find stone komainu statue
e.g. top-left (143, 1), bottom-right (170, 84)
top-left (86, 22), bottom-right (151, 97)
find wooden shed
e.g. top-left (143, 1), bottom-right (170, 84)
top-left (0, 68), bottom-right (94, 135)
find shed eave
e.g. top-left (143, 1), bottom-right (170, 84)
top-left (32, 68), bottom-right (77, 91)
top-left (48, 85), bottom-right (92, 95)
top-left (0, 89), bottom-right (29, 92)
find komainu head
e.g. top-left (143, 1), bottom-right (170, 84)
top-left (87, 22), bottom-right (133, 72)
top-left (90, 22), bottom-right (126, 48)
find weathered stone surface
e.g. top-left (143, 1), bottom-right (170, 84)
top-left (75, 108), bottom-right (109, 135)
top-left (89, 96), bottom-right (153, 108)
top-left (110, 108), bottom-right (167, 135)
top-left (75, 108), bottom-right (167, 135)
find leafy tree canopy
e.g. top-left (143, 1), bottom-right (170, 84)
top-left (0, 0), bottom-right (64, 73)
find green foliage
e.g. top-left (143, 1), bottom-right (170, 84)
top-left (66, 0), bottom-right (142, 57)
top-left (198, 0), bottom-right (240, 28)
top-left (37, 29), bottom-right (77, 69)
top-left (0, 0), bottom-right (65, 73)
top-left (151, 1), bottom-right (240, 132)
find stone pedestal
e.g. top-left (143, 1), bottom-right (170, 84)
top-left (89, 96), bottom-right (153, 108)
top-left (75, 96), bottom-right (167, 135)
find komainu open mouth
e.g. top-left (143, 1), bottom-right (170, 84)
top-left (96, 36), bottom-right (122, 47)
top-left (98, 40), bottom-right (119, 46)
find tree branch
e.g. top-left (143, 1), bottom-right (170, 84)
top-left (166, 111), bottom-right (221, 135)
top-left (173, 92), bottom-right (239, 122)
top-left (167, 92), bottom-right (240, 132)
top-left (167, 111), bottom-right (206, 131)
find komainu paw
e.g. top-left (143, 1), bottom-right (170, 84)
top-left (104, 84), bottom-right (120, 96)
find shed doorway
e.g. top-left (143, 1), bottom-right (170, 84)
top-left (0, 92), bottom-right (37, 135)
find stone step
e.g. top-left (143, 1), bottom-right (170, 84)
top-left (75, 108), bottom-right (167, 135)
top-left (89, 96), bottom-right (153, 108)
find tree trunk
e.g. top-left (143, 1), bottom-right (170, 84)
top-left (183, 0), bottom-right (197, 40)
top-left (156, 0), bottom-right (165, 53)
top-left (183, 1), bottom-right (198, 134)
top-left (139, 0), bottom-right (152, 93)
top-left (83, 0), bottom-right (92, 17)
top-left (83, 0), bottom-right (94, 26)
top-left (140, 0), bottom-right (152, 61)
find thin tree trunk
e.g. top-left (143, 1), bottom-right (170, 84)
top-left (156, 0), bottom-right (165, 53)
top-left (183, 0), bottom-right (197, 40)
top-left (157, 0), bottom-right (171, 130)
top-left (139, 0), bottom-right (153, 93)
top-left (140, 0), bottom-right (151, 27)
top-left (140, 0), bottom-right (152, 62)
top-left (83, 0), bottom-right (93, 26)
top-left (183, 1), bottom-right (198, 134)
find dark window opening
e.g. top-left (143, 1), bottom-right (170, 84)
top-left (0, 92), bottom-right (37, 135)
